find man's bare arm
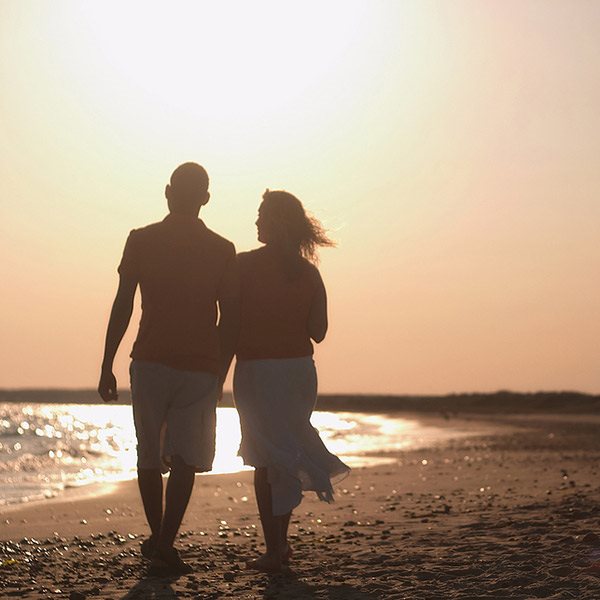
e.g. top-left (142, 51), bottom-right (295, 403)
top-left (98, 275), bottom-right (137, 402)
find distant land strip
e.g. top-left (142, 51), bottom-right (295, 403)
top-left (0, 389), bottom-right (598, 414)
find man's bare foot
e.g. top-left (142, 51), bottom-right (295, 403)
top-left (245, 553), bottom-right (282, 573)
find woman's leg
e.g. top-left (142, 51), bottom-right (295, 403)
top-left (280, 510), bottom-right (293, 562)
top-left (250, 467), bottom-right (283, 570)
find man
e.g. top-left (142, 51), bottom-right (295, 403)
top-left (98, 162), bottom-right (239, 575)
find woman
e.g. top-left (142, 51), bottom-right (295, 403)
top-left (234, 190), bottom-right (350, 573)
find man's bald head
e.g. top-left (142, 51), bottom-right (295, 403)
top-left (166, 162), bottom-right (210, 215)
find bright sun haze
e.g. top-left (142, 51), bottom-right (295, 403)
top-left (1, 1), bottom-right (599, 394)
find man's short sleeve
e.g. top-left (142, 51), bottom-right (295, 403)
top-left (217, 244), bottom-right (239, 301)
top-left (117, 230), bottom-right (140, 280)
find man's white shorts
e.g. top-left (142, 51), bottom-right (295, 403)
top-left (130, 360), bottom-right (218, 472)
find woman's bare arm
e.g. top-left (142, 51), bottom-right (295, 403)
top-left (308, 269), bottom-right (328, 343)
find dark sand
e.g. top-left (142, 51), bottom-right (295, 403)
top-left (1, 414), bottom-right (599, 599)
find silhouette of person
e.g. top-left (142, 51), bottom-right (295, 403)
top-left (234, 190), bottom-right (349, 572)
top-left (98, 162), bottom-right (240, 575)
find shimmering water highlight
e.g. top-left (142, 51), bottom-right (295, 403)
top-left (0, 403), bottom-right (473, 506)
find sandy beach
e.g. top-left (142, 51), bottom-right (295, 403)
top-left (1, 413), bottom-right (599, 599)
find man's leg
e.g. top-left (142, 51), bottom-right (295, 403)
top-left (150, 370), bottom-right (216, 573)
top-left (130, 361), bottom-right (169, 552)
top-left (137, 468), bottom-right (163, 538)
top-left (156, 455), bottom-right (196, 550)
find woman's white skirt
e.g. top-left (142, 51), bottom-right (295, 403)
top-left (233, 356), bottom-right (350, 516)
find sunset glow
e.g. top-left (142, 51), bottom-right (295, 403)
top-left (1, 1), bottom-right (599, 393)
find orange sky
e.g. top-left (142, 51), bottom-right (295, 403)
top-left (1, 1), bottom-right (599, 394)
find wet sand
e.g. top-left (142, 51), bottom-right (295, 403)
top-left (1, 414), bottom-right (600, 599)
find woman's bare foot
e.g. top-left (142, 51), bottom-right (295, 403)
top-left (246, 553), bottom-right (282, 573)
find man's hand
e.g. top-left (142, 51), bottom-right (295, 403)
top-left (98, 369), bottom-right (118, 402)
top-left (98, 274), bottom-right (137, 403)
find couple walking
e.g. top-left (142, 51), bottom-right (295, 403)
top-left (98, 162), bottom-right (349, 575)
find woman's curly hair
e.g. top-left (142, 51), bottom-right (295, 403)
top-left (261, 190), bottom-right (335, 264)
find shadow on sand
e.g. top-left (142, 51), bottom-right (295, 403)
top-left (117, 566), bottom-right (380, 599)
top-left (120, 574), bottom-right (178, 599)
top-left (260, 570), bottom-right (381, 599)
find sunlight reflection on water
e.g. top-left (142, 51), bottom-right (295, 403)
top-left (0, 403), bottom-right (466, 505)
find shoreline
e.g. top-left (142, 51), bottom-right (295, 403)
top-left (1, 412), bottom-right (519, 513)
top-left (3, 412), bottom-right (599, 515)
top-left (2, 388), bottom-right (599, 414)
top-left (2, 413), bottom-right (600, 598)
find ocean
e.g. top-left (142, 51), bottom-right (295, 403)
top-left (0, 401), bottom-right (476, 506)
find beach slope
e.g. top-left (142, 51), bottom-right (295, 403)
top-left (1, 414), bottom-right (600, 599)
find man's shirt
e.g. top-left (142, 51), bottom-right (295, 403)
top-left (118, 213), bottom-right (238, 374)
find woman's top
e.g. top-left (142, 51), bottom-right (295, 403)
top-left (236, 246), bottom-right (321, 360)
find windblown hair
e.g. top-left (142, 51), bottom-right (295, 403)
top-left (261, 190), bottom-right (335, 265)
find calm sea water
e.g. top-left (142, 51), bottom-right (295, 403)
top-left (0, 402), bottom-right (472, 506)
